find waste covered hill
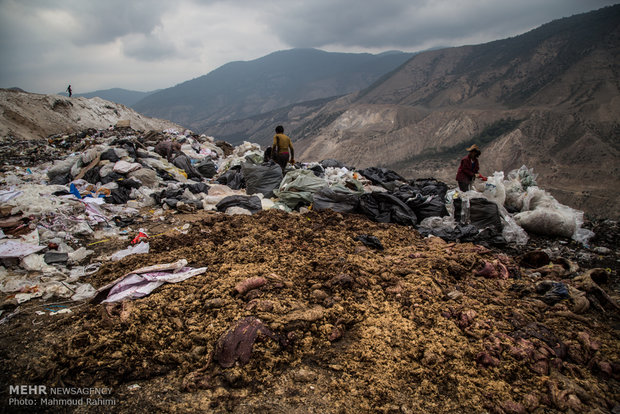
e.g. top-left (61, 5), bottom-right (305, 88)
top-left (0, 124), bottom-right (618, 413)
top-left (0, 89), bottom-right (183, 142)
top-left (290, 5), bottom-right (620, 220)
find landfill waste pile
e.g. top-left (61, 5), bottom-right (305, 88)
top-left (0, 126), bottom-right (618, 413)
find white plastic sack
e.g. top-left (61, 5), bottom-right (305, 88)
top-left (521, 187), bottom-right (556, 211)
top-left (110, 242), bottom-right (150, 261)
top-left (5, 184), bottom-right (74, 216)
top-left (514, 208), bottom-right (576, 238)
top-left (503, 179), bottom-right (526, 212)
top-left (21, 254), bottom-right (57, 273)
top-left (479, 172), bottom-right (506, 206)
top-left (0, 240), bottom-right (46, 258)
top-left (225, 207), bottom-right (253, 215)
top-left (71, 283), bottom-right (97, 301)
top-left (507, 165), bottom-right (538, 189)
top-left (514, 186), bottom-right (593, 243)
top-left (68, 247), bottom-right (94, 264)
top-left (113, 160), bottom-right (142, 174)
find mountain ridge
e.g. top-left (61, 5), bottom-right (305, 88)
top-left (131, 48), bottom-right (415, 133)
top-left (71, 88), bottom-right (157, 107)
top-left (288, 5), bottom-right (620, 219)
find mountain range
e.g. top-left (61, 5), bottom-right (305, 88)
top-left (131, 49), bottom-right (415, 134)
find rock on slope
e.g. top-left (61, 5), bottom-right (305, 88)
top-left (0, 89), bottom-right (184, 141)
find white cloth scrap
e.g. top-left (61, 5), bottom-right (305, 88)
top-left (102, 260), bottom-right (206, 302)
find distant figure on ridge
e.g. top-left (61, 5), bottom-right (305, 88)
top-left (272, 125), bottom-right (295, 172)
top-left (456, 144), bottom-right (486, 191)
top-left (66, 85), bottom-right (72, 97)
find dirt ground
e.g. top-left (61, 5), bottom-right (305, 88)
top-left (0, 208), bottom-right (618, 413)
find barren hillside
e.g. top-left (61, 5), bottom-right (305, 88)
top-left (295, 6), bottom-right (620, 219)
top-left (0, 89), bottom-right (183, 141)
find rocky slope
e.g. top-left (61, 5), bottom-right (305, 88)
top-left (0, 89), bottom-right (183, 141)
top-left (293, 5), bottom-right (620, 220)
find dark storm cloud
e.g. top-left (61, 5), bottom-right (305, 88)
top-left (50, 0), bottom-right (173, 44)
top-left (268, 0), bottom-right (619, 49)
top-left (0, 0), bottom-right (617, 94)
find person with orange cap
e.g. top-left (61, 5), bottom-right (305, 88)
top-left (456, 144), bottom-right (486, 191)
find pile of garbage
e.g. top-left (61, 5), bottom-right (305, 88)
top-left (0, 127), bottom-right (617, 412)
top-left (0, 126), bottom-right (599, 308)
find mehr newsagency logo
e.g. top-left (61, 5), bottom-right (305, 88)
top-left (8, 385), bottom-right (116, 407)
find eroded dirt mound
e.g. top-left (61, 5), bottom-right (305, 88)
top-left (1, 209), bottom-right (618, 413)
top-left (0, 89), bottom-right (182, 141)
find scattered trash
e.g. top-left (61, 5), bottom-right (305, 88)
top-left (212, 316), bottom-right (285, 368)
top-left (353, 234), bottom-right (384, 250)
top-left (131, 230), bottom-right (149, 245)
top-left (0, 240), bottom-right (46, 258)
top-left (110, 242), bottom-right (150, 261)
top-left (536, 280), bottom-right (570, 305)
top-left (92, 259), bottom-right (207, 303)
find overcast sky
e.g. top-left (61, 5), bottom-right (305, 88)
top-left (0, 0), bottom-right (616, 95)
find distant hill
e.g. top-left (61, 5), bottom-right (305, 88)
top-left (132, 48), bottom-right (414, 134)
top-left (67, 88), bottom-right (157, 107)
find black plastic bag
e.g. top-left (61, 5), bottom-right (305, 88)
top-left (217, 166), bottom-right (245, 190)
top-left (313, 186), bottom-right (360, 213)
top-left (49, 172), bottom-right (72, 185)
top-left (411, 178), bottom-right (448, 199)
top-left (417, 223), bottom-right (479, 242)
top-left (216, 195), bottom-right (262, 214)
top-left (184, 182), bottom-right (210, 194)
top-left (454, 197), bottom-right (502, 232)
top-left (100, 148), bottom-right (120, 163)
top-left (152, 187), bottom-right (184, 204)
top-left (358, 167), bottom-right (406, 187)
top-left (320, 159), bottom-right (346, 169)
top-left (118, 177), bottom-right (142, 189)
top-left (196, 159), bottom-right (218, 178)
top-left (309, 164), bottom-right (325, 177)
top-left (105, 187), bottom-right (131, 204)
top-left (100, 171), bottom-right (124, 185)
top-left (358, 192), bottom-right (417, 226)
top-left (536, 281), bottom-right (570, 305)
top-left (413, 196), bottom-right (449, 221)
top-left (242, 162), bottom-right (283, 198)
top-left (354, 234), bottom-right (384, 250)
top-left (469, 198), bottom-right (502, 231)
top-left (83, 166), bottom-right (102, 184)
top-left (172, 154), bottom-right (202, 181)
top-left (392, 184), bottom-right (419, 202)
